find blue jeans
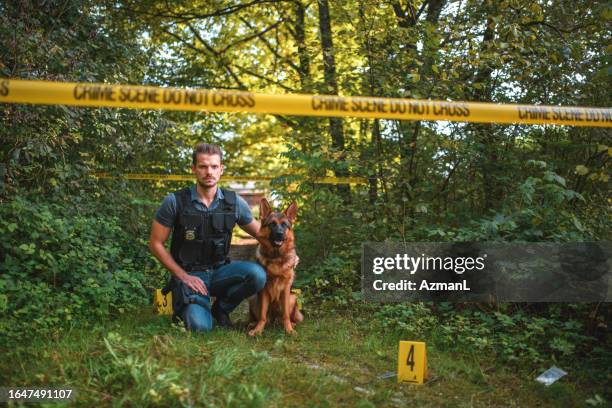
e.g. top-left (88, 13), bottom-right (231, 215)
top-left (179, 261), bottom-right (266, 332)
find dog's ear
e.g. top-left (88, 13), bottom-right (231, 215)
top-left (259, 198), bottom-right (272, 220)
top-left (284, 201), bottom-right (297, 223)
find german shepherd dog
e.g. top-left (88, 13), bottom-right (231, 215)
top-left (248, 199), bottom-right (303, 336)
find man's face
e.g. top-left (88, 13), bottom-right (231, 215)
top-left (192, 153), bottom-right (224, 189)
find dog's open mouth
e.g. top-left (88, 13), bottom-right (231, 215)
top-left (273, 240), bottom-right (284, 247)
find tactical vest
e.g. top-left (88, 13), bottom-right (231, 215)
top-left (169, 187), bottom-right (237, 271)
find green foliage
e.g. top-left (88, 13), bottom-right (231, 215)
top-left (0, 197), bottom-right (151, 344)
top-left (437, 163), bottom-right (596, 242)
top-left (374, 303), bottom-right (600, 365)
top-left (296, 252), bottom-right (358, 305)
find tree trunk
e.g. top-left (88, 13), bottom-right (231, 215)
top-left (358, 0), bottom-right (380, 204)
top-left (471, 3), bottom-right (498, 212)
top-left (317, 0), bottom-right (350, 198)
top-left (290, 0), bottom-right (318, 152)
top-left (293, 0), bottom-right (310, 91)
top-left (392, 0), bottom-right (447, 207)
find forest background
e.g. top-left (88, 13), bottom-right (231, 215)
top-left (0, 0), bottom-right (610, 405)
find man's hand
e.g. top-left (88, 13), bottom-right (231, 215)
top-left (182, 274), bottom-right (208, 296)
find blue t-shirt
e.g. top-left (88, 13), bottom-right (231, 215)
top-left (155, 185), bottom-right (253, 228)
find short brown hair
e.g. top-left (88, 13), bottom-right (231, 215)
top-left (192, 143), bottom-right (223, 164)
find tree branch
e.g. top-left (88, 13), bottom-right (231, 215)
top-left (231, 64), bottom-right (297, 92)
top-left (184, 23), bottom-right (246, 88)
top-left (218, 19), bottom-right (284, 54)
top-left (239, 16), bottom-right (301, 73)
top-left (123, 0), bottom-right (285, 23)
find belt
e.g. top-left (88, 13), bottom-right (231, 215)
top-left (182, 258), bottom-right (231, 272)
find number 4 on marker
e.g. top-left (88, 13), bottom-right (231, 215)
top-left (406, 344), bottom-right (415, 371)
top-left (397, 341), bottom-right (427, 384)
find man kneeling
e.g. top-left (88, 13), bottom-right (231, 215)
top-left (149, 143), bottom-right (265, 332)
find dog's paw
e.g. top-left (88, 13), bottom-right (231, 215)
top-left (284, 322), bottom-right (297, 335)
top-left (248, 328), bottom-right (262, 337)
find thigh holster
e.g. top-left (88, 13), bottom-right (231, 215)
top-left (163, 276), bottom-right (211, 319)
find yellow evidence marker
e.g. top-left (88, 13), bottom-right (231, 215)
top-left (397, 341), bottom-right (427, 384)
top-left (154, 289), bottom-right (173, 315)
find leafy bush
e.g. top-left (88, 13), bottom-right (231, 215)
top-left (421, 163), bottom-right (597, 242)
top-left (296, 252), bottom-right (359, 305)
top-left (0, 196), bottom-right (151, 344)
top-left (374, 302), bottom-right (601, 364)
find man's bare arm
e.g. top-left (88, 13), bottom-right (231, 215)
top-left (149, 220), bottom-right (207, 295)
top-left (239, 219), bottom-right (261, 239)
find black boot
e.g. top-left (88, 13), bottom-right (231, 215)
top-left (211, 301), bottom-right (233, 328)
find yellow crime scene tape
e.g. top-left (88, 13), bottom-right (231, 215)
top-left (93, 172), bottom-right (368, 185)
top-left (2, 79), bottom-right (611, 127)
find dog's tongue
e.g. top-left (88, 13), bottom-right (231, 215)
top-left (274, 240), bottom-right (284, 246)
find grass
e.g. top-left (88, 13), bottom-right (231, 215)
top-left (1, 306), bottom-right (608, 407)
